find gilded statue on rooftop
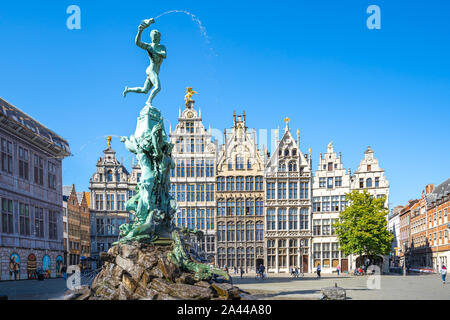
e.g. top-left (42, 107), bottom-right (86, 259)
top-left (184, 87), bottom-right (198, 107)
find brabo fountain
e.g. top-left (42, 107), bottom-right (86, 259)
top-left (65, 17), bottom-right (251, 300)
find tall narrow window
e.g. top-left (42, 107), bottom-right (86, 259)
top-left (300, 182), bottom-right (309, 199)
top-left (288, 208), bottom-right (298, 230)
top-left (266, 208), bottom-right (275, 230)
top-left (2, 198), bottom-right (14, 234)
top-left (299, 208), bottom-right (309, 229)
top-left (35, 207), bottom-right (44, 238)
top-left (278, 208), bottom-right (287, 230)
top-left (48, 162), bottom-right (57, 189)
top-left (256, 222), bottom-right (264, 241)
top-left (34, 155), bottom-right (44, 185)
top-left (278, 182), bottom-right (287, 199)
top-left (19, 203), bottom-right (30, 236)
top-left (18, 147), bottom-right (29, 180)
top-left (49, 211), bottom-right (58, 240)
top-left (289, 182), bottom-right (298, 199)
top-left (1, 138), bottom-right (13, 174)
top-left (366, 178), bottom-right (372, 188)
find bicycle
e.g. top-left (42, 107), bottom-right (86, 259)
top-left (291, 270), bottom-right (304, 278)
top-left (255, 272), bottom-right (267, 280)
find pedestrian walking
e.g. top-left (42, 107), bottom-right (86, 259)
top-left (240, 267), bottom-right (244, 278)
top-left (336, 265), bottom-right (340, 276)
top-left (317, 263), bottom-right (321, 278)
top-left (441, 265), bottom-right (447, 284)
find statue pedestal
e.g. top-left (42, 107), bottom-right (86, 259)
top-left (134, 105), bottom-right (162, 140)
top-left (64, 242), bottom-right (253, 300)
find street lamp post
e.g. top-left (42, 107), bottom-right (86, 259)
top-left (403, 242), bottom-right (407, 277)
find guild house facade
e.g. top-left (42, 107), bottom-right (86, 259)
top-left (215, 112), bottom-right (265, 272)
top-left (89, 139), bottom-right (140, 267)
top-left (87, 90), bottom-right (392, 274)
top-left (169, 99), bottom-right (218, 262)
top-left (264, 119), bottom-right (313, 273)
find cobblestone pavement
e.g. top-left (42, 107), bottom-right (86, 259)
top-left (0, 272), bottom-right (96, 300)
top-left (231, 273), bottom-right (450, 300)
top-left (1, 272), bottom-right (449, 300)
top-left (0, 278), bottom-right (67, 300)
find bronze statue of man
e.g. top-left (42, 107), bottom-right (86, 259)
top-left (123, 18), bottom-right (167, 106)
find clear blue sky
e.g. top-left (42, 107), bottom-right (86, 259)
top-left (0, 0), bottom-right (449, 209)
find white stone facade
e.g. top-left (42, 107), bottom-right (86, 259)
top-left (169, 100), bottom-right (217, 262)
top-left (264, 122), bottom-right (313, 273)
top-left (89, 145), bottom-right (135, 266)
top-left (311, 142), bottom-right (351, 274)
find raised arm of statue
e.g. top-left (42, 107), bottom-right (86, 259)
top-left (135, 18), bottom-right (154, 50)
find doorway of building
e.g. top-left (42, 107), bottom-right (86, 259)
top-left (341, 259), bottom-right (348, 272)
top-left (302, 255), bottom-right (308, 273)
top-left (256, 258), bottom-right (264, 268)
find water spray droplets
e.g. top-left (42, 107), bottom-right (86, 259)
top-left (155, 10), bottom-right (215, 55)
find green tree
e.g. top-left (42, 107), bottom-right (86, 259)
top-left (333, 190), bottom-right (393, 263)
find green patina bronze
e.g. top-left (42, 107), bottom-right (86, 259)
top-left (168, 231), bottom-right (229, 281)
top-left (114, 17), bottom-right (226, 281)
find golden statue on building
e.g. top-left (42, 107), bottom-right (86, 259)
top-left (106, 136), bottom-right (112, 148)
top-left (184, 87), bottom-right (198, 107)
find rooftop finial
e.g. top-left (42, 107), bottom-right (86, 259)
top-left (106, 136), bottom-right (111, 148)
top-left (284, 117), bottom-right (290, 131)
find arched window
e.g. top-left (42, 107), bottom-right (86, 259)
top-left (218, 248), bottom-right (226, 268)
top-left (236, 198), bottom-right (244, 216)
top-left (245, 198), bottom-right (254, 215)
top-left (255, 198), bottom-right (263, 216)
top-left (246, 222), bottom-right (254, 241)
top-left (226, 199), bottom-right (235, 216)
top-left (227, 247), bottom-right (235, 267)
top-left (107, 170), bottom-right (113, 182)
top-left (236, 223), bottom-right (244, 241)
top-left (366, 178), bottom-right (372, 188)
top-left (246, 247), bottom-right (254, 268)
top-left (292, 149), bottom-right (297, 156)
top-left (227, 223), bottom-right (235, 241)
top-left (226, 177), bottom-right (234, 191)
top-left (237, 247), bottom-right (245, 267)
top-left (217, 223), bottom-right (225, 241)
top-left (284, 149), bottom-right (290, 156)
top-left (217, 199), bottom-right (225, 217)
top-left (256, 222), bottom-right (264, 241)
top-left (278, 162), bottom-right (286, 172)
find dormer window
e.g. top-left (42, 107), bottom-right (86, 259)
top-left (367, 164), bottom-right (372, 171)
top-left (328, 162), bottom-right (333, 171)
top-left (107, 170), bottom-right (113, 182)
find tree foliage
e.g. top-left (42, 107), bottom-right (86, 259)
top-left (333, 190), bottom-right (393, 259)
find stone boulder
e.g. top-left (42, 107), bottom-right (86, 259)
top-left (320, 284), bottom-right (346, 300)
top-left (65, 241), bottom-right (252, 300)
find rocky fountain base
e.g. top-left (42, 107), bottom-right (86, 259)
top-left (65, 242), bottom-right (253, 300)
